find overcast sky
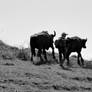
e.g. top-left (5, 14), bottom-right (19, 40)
top-left (0, 0), bottom-right (92, 60)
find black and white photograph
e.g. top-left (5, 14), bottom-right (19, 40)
top-left (0, 0), bottom-right (92, 92)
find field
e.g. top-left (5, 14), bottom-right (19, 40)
top-left (0, 40), bottom-right (92, 92)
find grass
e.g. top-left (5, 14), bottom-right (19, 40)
top-left (0, 40), bottom-right (92, 91)
top-left (16, 48), bottom-right (30, 61)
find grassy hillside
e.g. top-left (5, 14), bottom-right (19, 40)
top-left (0, 40), bottom-right (92, 92)
top-left (0, 40), bottom-right (19, 59)
top-left (0, 40), bottom-right (30, 61)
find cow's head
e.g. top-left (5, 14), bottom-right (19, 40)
top-left (82, 38), bottom-right (87, 48)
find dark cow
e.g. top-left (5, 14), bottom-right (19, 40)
top-left (30, 31), bottom-right (56, 62)
top-left (55, 36), bottom-right (87, 67)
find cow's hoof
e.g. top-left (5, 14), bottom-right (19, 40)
top-left (31, 57), bottom-right (33, 61)
top-left (66, 61), bottom-right (70, 66)
top-left (81, 64), bottom-right (85, 68)
top-left (60, 64), bottom-right (64, 68)
top-left (53, 58), bottom-right (58, 64)
top-left (53, 56), bottom-right (56, 60)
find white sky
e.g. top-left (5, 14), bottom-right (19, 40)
top-left (0, 0), bottom-right (92, 60)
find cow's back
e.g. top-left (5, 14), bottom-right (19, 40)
top-left (30, 31), bottom-right (52, 49)
top-left (55, 38), bottom-right (65, 48)
top-left (66, 36), bottom-right (83, 52)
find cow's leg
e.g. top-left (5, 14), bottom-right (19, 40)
top-left (31, 48), bottom-right (35, 61)
top-left (77, 52), bottom-right (81, 66)
top-left (52, 46), bottom-right (56, 59)
top-left (66, 52), bottom-right (70, 66)
top-left (43, 49), bottom-right (48, 61)
top-left (59, 50), bottom-right (62, 64)
top-left (81, 56), bottom-right (84, 66)
top-left (66, 56), bottom-right (70, 66)
top-left (79, 52), bottom-right (84, 66)
top-left (37, 49), bottom-right (43, 61)
top-left (59, 50), bottom-right (64, 67)
top-left (31, 53), bottom-right (33, 61)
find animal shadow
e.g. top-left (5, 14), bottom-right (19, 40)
top-left (3, 62), bottom-right (15, 66)
top-left (33, 59), bottom-right (58, 66)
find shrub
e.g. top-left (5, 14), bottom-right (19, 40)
top-left (16, 48), bottom-right (30, 61)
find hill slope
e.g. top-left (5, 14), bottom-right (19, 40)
top-left (0, 59), bottom-right (92, 92)
top-left (0, 40), bottom-right (92, 92)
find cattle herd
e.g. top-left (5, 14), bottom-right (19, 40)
top-left (30, 31), bottom-right (87, 68)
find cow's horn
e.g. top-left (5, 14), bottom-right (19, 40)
top-left (53, 30), bottom-right (56, 37)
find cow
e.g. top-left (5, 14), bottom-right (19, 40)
top-left (55, 36), bottom-right (87, 67)
top-left (30, 31), bottom-right (56, 63)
